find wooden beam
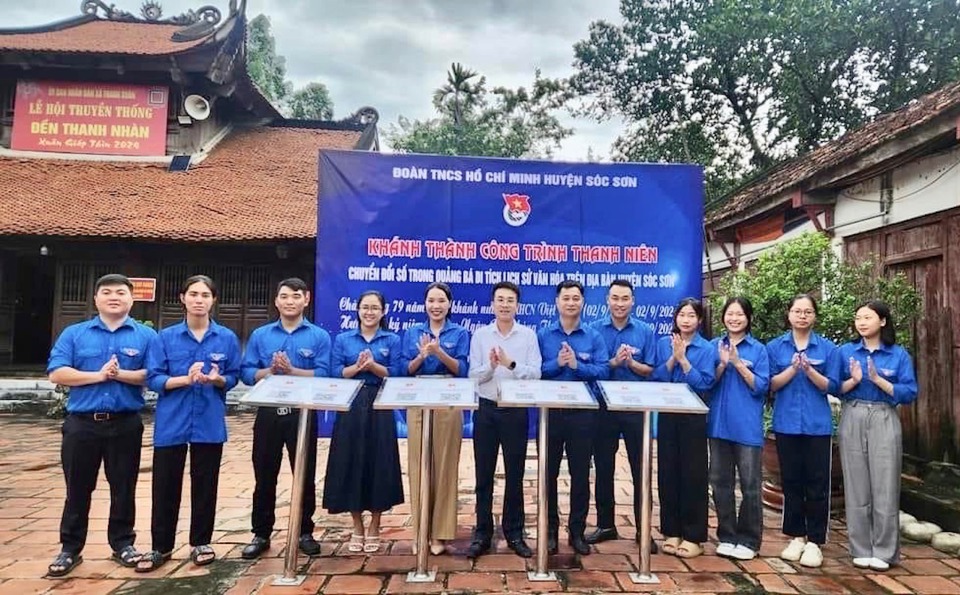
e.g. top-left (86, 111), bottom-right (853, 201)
top-left (717, 241), bottom-right (738, 268)
top-left (804, 206), bottom-right (825, 233)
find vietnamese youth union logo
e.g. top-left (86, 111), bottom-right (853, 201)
top-left (502, 193), bottom-right (531, 227)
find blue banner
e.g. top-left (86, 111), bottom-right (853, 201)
top-left (316, 150), bottom-right (703, 437)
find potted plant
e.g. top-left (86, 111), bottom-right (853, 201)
top-left (709, 232), bottom-right (921, 512)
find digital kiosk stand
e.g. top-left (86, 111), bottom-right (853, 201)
top-left (239, 375), bottom-right (363, 586)
top-left (374, 376), bottom-right (478, 583)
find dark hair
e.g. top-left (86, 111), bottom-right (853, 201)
top-left (181, 274), bottom-right (217, 299)
top-left (721, 296), bottom-right (753, 334)
top-left (492, 281), bottom-right (520, 300)
top-left (95, 273), bottom-right (132, 292)
top-left (277, 277), bottom-right (309, 294)
top-left (608, 279), bottom-right (634, 293)
top-left (556, 279), bottom-right (584, 296)
top-left (425, 282), bottom-right (453, 319)
top-left (671, 297), bottom-right (704, 334)
top-left (855, 299), bottom-right (897, 346)
top-left (357, 290), bottom-right (388, 330)
top-left (785, 293), bottom-right (818, 329)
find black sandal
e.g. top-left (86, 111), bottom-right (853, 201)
top-left (111, 545), bottom-right (142, 568)
top-left (135, 550), bottom-right (170, 573)
top-left (47, 551), bottom-right (83, 577)
top-left (191, 544), bottom-right (216, 566)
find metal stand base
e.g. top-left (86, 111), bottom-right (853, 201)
top-left (628, 572), bottom-right (660, 584)
top-left (271, 575), bottom-right (307, 586)
top-left (527, 570), bottom-right (558, 582)
top-left (406, 570), bottom-right (437, 583)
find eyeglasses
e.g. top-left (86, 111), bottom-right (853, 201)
top-left (789, 309), bottom-right (815, 317)
top-left (359, 305), bottom-right (382, 312)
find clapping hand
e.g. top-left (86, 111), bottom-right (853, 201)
top-left (849, 357), bottom-right (863, 383)
top-left (671, 333), bottom-right (687, 363)
top-left (719, 342), bottom-right (731, 366)
top-left (200, 363), bottom-right (221, 384)
top-left (866, 355), bottom-right (879, 382)
top-left (489, 347), bottom-right (500, 369)
top-left (101, 354), bottom-right (119, 380)
top-left (271, 351), bottom-right (293, 375)
top-left (356, 349), bottom-right (373, 370)
top-left (188, 361), bottom-right (205, 384)
top-left (558, 341), bottom-right (578, 369)
top-left (613, 343), bottom-right (632, 367)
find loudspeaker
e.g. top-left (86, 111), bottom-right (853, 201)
top-left (183, 94), bottom-right (211, 121)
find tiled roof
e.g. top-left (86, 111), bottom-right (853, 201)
top-left (0, 18), bottom-right (210, 55)
top-left (0, 127), bottom-right (363, 241)
top-left (707, 80), bottom-right (960, 228)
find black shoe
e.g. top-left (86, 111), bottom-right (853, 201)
top-left (466, 539), bottom-right (490, 559)
top-left (635, 534), bottom-right (659, 554)
top-left (507, 538), bottom-right (533, 558)
top-left (585, 527), bottom-right (619, 544)
top-left (547, 532), bottom-right (559, 555)
top-left (241, 536), bottom-right (270, 560)
top-left (569, 534), bottom-right (591, 556)
top-left (299, 534), bottom-right (321, 556)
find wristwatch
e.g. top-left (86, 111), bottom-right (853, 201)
top-left (508, 361), bottom-right (517, 370)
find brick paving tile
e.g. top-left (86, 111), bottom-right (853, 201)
top-left (51, 559), bottom-right (120, 580)
top-left (818, 557), bottom-right (861, 575)
top-left (947, 558), bottom-right (960, 572)
top-left (579, 553), bottom-right (635, 572)
top-left (473, 554), bottom-right (529, 572)
top-left (757, 574), bottom-right (799, 594)
top-left (0, 520), bottom-right (35, 532)
top-left (865, 573), bottom-right (912, 595)
top-left (244, 557), bottom-right (293, 576)
top-left (614, 571), bottom-right (680, 592)
top-left (900, 557), bottom-right (958, 575)
top-left (784, 574), bottom-right (853, 594)
top-left (670, 572), bottom-right (737, 592)
top-left (593, 540), bottom-right (644, 555)
top-left (384, 574), bottom-right (447, 594)
top-left (0, 559), bottom-right (60, 579)
top-left (360, 555), bottom-right (415, 573)
top-left (844, 574), bottom-right (905, 594)
top-left (902, 544), bottom-right (952, 559)
top-left (446, 571), bottom-right (505, 592)
top-left (46, 578), bottom-right (125, 594)
top-left (221, 574), bottom-right (267, 595)
top-left (426, 554), bottom-right (472, 572)
top-left (634, 553), bottom-right (687, 572)
top-left (504, 571), bottom-right (562, 593)
top-left (560, 569), bottom-right (621, 592)
top-left (322, 574), bottom-right (385, 595)
top-left (0, 579), bottom-right (54, 595)
top-left (764, 557), bottom-right (799, 574)
top-left (307, 556), bottom-right (365, 575)
top-left (736, 558), bottom-right (780, 574)
top-left (683, 555), bottom-right (740, 573)
top-left (898, 575), bottom-right (960, 594)
top-left (255, 574), bottom-right (326, 595)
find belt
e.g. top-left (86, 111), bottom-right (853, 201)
top-left (848, 399), bottom-right (892, 408)
top-left (275, 407), bottom-right (294, 416)
top-left (72, 411), bottom-right (138, 422)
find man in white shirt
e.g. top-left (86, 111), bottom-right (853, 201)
top-left (466, 281), bottom-right (542, 559)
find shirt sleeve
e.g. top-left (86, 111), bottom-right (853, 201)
top-left (651, 337), bottom-right (671, 381)
top-left (891, 347), bottom-right (919, 406)
top-left (823, 342), bottom-right (842, 395)
top-left (468, 330), bottom-right (494, 384)
top-left (47, 324), bottom-right (77, 374)
top-left (400, 328), bottom-right (420, 374)
top-left (750, 344), bottom-right (771, 398)
top-left (451, 329), bottom-right (470, 378)
top-left (515, 329), bottom-right (543, 380)
top-left (574, 331), bottom-right (610, 380)
top-left (312, 330), bottom-right (332, 378)
top-left (219, 333), bottom-right (242, 393)
top-left (766, 338), bottom-right (786, 376)
top-left (146, 333), bottom-right (171, 396)
top-left (539, 331), bottom-right (561, 379)
top-left (331, 334), bottom-right (349, 378)
top-left (388, 334), bottom-right (404, 378)
top-left (240, 329), bottom-right (263, 386)
top-left (682, 342), bottom-right (717, 392)
top-left (639, 325), bottom-right (657, 365)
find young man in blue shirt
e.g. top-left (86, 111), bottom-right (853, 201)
top-left (587, 280), bottom-right (658, 551)
top-left (46, 274), bottom-right (157, 577)
top-left (239, 278), bottom-right (331, 559)
top-left (538, 279), bottom-right (609, 555)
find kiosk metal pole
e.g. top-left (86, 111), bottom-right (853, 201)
top-left (407, 409), bottom-right (436, 582)
top-left (629, 410), bottom-right (659, 584)
top-left (272, 408), bottom-right (312, 586)
top-left (528, 406), bottom-right (557, 581)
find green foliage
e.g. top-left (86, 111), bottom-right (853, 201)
top-left (386, 63), bottom-right (572, 158)
top-left (709, 233), bottom-right (922, 349)
top-left (289, 82), bottom-right (334, 120)
top-left (569, 0), bottom-right (960, 203)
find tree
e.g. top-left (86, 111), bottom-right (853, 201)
top-left (570, 0), bottom-right (960, 203)
top-left (289, 82), bottom-right (334, 120)
top-left (387, 63), bottom-right (571, 158)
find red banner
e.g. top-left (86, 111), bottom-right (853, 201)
top-left (11, 80), bottom-right (169, 156)
top-left (129, 277), bottom-right (157, 302)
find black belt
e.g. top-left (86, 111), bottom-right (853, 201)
top-left (72, 411), bottom-right (139, 422)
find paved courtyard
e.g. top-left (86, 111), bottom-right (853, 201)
top-left (0, 413), bottom-right (958, 594)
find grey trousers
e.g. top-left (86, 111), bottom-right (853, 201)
top-left (838, 400), bottom-right (902, 564)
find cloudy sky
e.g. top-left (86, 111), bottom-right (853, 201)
top-left (4, 0), bottom-right (627, 161)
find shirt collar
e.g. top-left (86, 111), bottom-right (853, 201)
top-left (490, 320), bottom-right (520, 338)
top-left (271, 318), bottom-right (311, 333)
top-left (600, 315), bottom-right (636, 330)
top-left (547, 319), bottom-right (584, 335)
top-left (91, 315), bottom-right (135, 331)
top-left (855, 338), bottom-right (892, 354)
top-left (178, 318), bottom-right (220, 339)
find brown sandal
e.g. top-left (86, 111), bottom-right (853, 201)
top-left (661, 537), bottom-right (681, 556)
top-left (676, 540), bottom-right (703, 558)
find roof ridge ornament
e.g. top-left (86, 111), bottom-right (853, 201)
top-left (80, 0), bottom-right (222, 26)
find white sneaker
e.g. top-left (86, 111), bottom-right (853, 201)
top-left (780, 537), bottom-right (806, 561)
top-left (715, 542), bottom-right (736, 558)
top-left (730, 544), bottom-right (757, 560)
top-left (799, 542), bottom-right (823, 568)
top-left (852, 557), bottom-right (872, 568)
top-left (869, 557), bottom-right (890, 571)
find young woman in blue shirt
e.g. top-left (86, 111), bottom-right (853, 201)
top-left (838, 300), bottom-right (917, 571)
top-left (137, 275), bottom-right (241, 572)
top-left (766, 294), bottom-right (841, 568)
top-left (323, 290), bottom-right (405, 553)
top-left (709, 297), bottom-right (770, 561)
top-left (652, 297), bottom-right (716, 559)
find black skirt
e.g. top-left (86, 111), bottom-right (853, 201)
top-left (322, 384), bottom-right (404, 513)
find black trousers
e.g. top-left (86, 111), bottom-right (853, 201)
top-left (251, 407), bottom-right (317, 539)
top-left (59, 413), bottom-right (143, 555)
top-left (657, 413), bottom-right (708, 543)
top-left (540, 408), bottom-right (595, 537)
top-left (472, 399), bottom-right (529, 542)
top-left (151, 442), bottom-right (223, 554)
top-left (593, 406), bottom-right (647, 529)
top-left (775, 433), bottom-right (832, 544)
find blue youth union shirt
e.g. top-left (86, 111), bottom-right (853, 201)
top-left (839, 340), bottom-right (918, 406)
top-left (538, 321), bottom-right (610, 383)
top-left (707, 334), bottom-right (770, 447)
top-left (47, 316), bottom-right (157, 413)
top-left (766, 331), bottom-right (841, 436)
top-left (332, 328), bottom-right (404, 386)
top-left (400, 320), bottom-right (470, 378)
top-left (651, 333), bottom-right (717, 396)
top-left (240, 319), bottom-right (332, 386)
top-left (146, 320), bottom-right (241, 447)
top-left (589, 316), bottom-right (657, 382)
